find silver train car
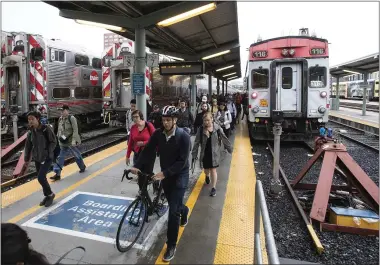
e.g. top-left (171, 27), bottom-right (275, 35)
top-left (1, 31), bottom-right (103, 139)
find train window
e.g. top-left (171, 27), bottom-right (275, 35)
top-left (31, 47), bottom-right (43, 61)
top-left (251, 69), bottom-right (269, 89)
top-left (282, 67), bottom-right (293, 89)
top-left (92, 58), bottom-right (102, 69)
top-left (51, 49), bottom-right (65, 62)
top-left (309, 66), bottom-right (326, 88)
top-left (93, 87), bottom-right (103, 98)
top-left (53, 87), bottom-right (71, 99)
top-left (75, 55), bottom-right (89, 66)
top-left (74, 87), bottom-right (90, 99)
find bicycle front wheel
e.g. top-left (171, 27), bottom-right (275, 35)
top-left (116, 197), bottom-right (148, 252)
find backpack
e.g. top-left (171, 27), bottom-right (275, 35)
top-left (61, 115), bottom-right (81, 136)
top-left (199, 125), bottom-right (222, 146)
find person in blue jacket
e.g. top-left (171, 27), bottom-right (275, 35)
top-left (130, 105), bottom-right (191, 262)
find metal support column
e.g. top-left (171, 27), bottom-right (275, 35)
top-left (191, 75), bottom-right (197, 116)
top-left (271, 122), bottom-right (282, 195)
top-left (208, 74), bottom-right (212, 99)
top-left (362, 72), bottom-right (368, 116)
top-left (225, 81), bottom-right (228, 95)
top-left (135, 27), bottom-right (147, 119)
top-left (335, 77), bottom-right (340, 111)
top-left (12, 114), bottom-right (18, 141)
top-left (217, 78), bottom-right (220, 95)
top-left (222, 80), bottom-right (225, 95)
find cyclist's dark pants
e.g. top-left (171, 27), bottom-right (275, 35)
top-left (162, 181), bottom-right (186, 247)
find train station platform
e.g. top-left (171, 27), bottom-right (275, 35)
top-left (2, 122), bottom-right (270, 264)
top-left (329, 107), bottom-right (379, 135)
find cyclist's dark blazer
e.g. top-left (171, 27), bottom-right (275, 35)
top-left (135, 126), bottom-right (191, 189)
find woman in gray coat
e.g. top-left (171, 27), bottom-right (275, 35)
top-left (192, 112), bottom-right (233, 197)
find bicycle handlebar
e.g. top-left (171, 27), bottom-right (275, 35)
top-left (121, 169), bottom-right (155, 182)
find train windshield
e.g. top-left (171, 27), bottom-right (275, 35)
top-left (251, 69), bottom-right (269, 89)
top-left (309, 66), bottom-right (326, 88)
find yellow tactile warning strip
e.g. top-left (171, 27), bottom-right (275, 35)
top-left (2, 142), bottom-right (127, 208)
top-left (329, 111), bottom-right (379, 128)
top-left (155, 171), bottom-right (206, 264)
top-left (213, 122), bottom-right (268, 264)
top-left (7, 156), bottom-right (125, 223)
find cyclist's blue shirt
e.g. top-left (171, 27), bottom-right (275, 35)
top-left (135, 126), bottom-right (191, 188)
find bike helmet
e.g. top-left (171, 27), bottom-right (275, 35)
top-left (162, 105), bottom-right (179, 117)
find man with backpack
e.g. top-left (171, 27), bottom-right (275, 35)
top-left (130, 105), bottom-right (191, 262)
top-left (51, 105), bottom-right (86, 181)
top-left (24, 111), bottom-right (57, 207)
top-left (176, 98), bottom-right (194, 135)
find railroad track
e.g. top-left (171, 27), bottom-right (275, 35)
top-left (327, 120), bottom-right (379, 152)
top-left (252, 141), bottom-right (379, 264)
top-left (1, 129), bottom-right (127, 192)
top-left (339, 102), bottom-right (379, 112)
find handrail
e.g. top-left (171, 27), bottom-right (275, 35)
top-left (254, 180), bottom-right (280, 264)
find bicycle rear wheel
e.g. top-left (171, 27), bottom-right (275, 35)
top-left (116, 197), bottom-right (148, 252)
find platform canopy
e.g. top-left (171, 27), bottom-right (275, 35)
top-left (330, 53), bottom-right (379, 77)
top-left (44, 1), bottom-right (242, 81)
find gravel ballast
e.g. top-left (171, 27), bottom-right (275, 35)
top-left (252, 143), bottom-right (379, 265)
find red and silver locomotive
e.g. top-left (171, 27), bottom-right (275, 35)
top-left (246, 28), bottom-right (330, 141)
top-left (1, 31), bottom-right (103, 140)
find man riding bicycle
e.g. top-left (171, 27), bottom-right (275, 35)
top-left (130, 105), bottom-right (191, 262)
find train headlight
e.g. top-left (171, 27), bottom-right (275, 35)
top-left (320, 91), bottom-right (327, 98)
top-left (281, 49), bottom-right (289, 56)
top-left (289, 49), bottom-right (295, 56)
top-left (252, 106), bottom-right (260, 113)
top-left (318, 106), bottom-right (326, 113)
top-left (251, 92), bottom-right (258, 99)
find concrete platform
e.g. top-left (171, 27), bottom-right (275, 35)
top-left (329, 107), bottom-right (379, 134)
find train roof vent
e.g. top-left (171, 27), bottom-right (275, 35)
top-left (257, 35), bottom-right (262, 42)
top-left (299, 28), bottom-right (309, 36)
top-left (311, 30), bottom-right (317, 37)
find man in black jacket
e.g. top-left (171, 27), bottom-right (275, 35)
top-left (24, 111), bottom-right (57, 207)
top-left (176, 98), bottom-right (194, 135)
top-left (130, 105), bottom-right (191, 262)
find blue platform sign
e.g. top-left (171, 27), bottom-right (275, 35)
top-left (22, 191), bottom-right (166, 249)
top-left (132, 73), bottom-right (145, 95)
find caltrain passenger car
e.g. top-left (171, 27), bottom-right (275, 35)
top-left (246, 28), bottom-right (330, 141)
top-left (331, 79), bottom-right (378, 100)
top-left (1, 31), bottom-right (103, 139)
top-left (101, 40), bottom-right (152, 127)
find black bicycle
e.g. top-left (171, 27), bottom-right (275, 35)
top-left (116, 169), bottom-right (167, 252)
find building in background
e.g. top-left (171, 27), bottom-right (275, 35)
top-left (103, 33), bottom-right (131, 49)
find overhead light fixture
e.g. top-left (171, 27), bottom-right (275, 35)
top-left (202, 50), bottom-right (230, 60)
top-left (223, 72), bottom-right (236, 77)
top-left (343, 69), bottom-right (361, 75)
top-left (75, 19), bottom-right (126, 32)
top-left (166, 55), bottom-right (184, 61)
top-left (157, 3), bottom-right (217, 27)
top-left (216, 65), bottom-right (234, 72)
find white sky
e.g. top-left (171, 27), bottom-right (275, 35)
top-left (2, 1), bottom-right (379, 84)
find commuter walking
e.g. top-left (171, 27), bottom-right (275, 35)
top-left (192, 112), bottom-right (233, 196)
top-left (196, 95), bottom-right (211, 114)
top-left (226, 95), bottom-right (237, 131)
top-left (126, 99), bottom-right (137, 139)
top-left (130, 106), bottom-right (191, 262)
top-left (210, 98), bottom-right (219, 119)
top-left (216, 102), bottom-right (233, 137)
top-left (51, 105), bottom-right (86, 181)
top-left (126, 110), bottom-right (155, 166)
top-left (194, 102), bottom-right (210, 135)
top-left (148, 105), bottom-right (162, 129)
top-left (24, 111), bottom-right (56, 207)
top-left (177, 98), bottom-right (194, 135)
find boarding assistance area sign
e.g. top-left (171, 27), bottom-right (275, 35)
top-left (23, 191), bottom-right (166, 249)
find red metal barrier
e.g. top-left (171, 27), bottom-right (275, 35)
top-left (1, 133), bottom-right (27, 160)
top-left (13, 153), bottom-right (31, 178)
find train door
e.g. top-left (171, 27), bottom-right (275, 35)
top-left (112, 68), bottom-right (131, 108)
top-left (276, 63), bottom-right (302, 111)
